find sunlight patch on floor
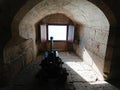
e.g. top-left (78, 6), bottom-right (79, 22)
top-left (2, 52), bottom-right (118, 90)
top-left (59, 52), bottom-right (98, 82)
top-left (65, 61), bottom-right (98, 82)
top-left (59, 52), bottom-right (119, 90)
top-left (83, 48), bottom-right (104, 80)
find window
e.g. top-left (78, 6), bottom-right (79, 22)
top-left (48, 25), bottom-right (67, 41)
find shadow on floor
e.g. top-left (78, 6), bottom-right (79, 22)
top-left (1, 52), bottom-right (119, 90)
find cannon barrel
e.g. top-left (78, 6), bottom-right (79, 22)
top-left (36, 36), bottom-right (68, 83)
top-left (50, 36), bottom-right (54, 52)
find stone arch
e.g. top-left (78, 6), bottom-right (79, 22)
top-left (4, 0), bottom-right (117, 80)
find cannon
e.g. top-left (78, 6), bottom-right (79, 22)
top-left (36, 37), bottom-right (68, 83)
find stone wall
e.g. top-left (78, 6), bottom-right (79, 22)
top-left (3, 38), bottom-right (33, 83)
top-left (73, 23), bottom-right (109, 80)
top-left (103, 0), bottom-right (120, 81)
top-left (10, 0), bottom-right (115, 80)
top-left (0, 0), bottom-right (119, 87)
top-left (1, 0), bottom-right (116, 83)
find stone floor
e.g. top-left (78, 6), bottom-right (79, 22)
top-left (1, 52), bottom-right (119, 90)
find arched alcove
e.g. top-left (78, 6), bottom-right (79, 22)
top-left (3, 0), bottom-right (116, 81)
top-left (35, 13), bottom-right (76, 52)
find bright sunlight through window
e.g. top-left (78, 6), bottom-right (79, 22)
top-left (48, 25), bottom-right (67, 41)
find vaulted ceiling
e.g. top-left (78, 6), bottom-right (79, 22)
top-left (0, 0), bottom-right (119, 49)
top-left (0, 0), bottom-right (120, 87)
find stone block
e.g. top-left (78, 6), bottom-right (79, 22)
top-left (95, 29), bottom-right (109, 44)
top-left (11, 55), bottom-right (25, 78)
top-left (25, 48), bottom-right (33, 65)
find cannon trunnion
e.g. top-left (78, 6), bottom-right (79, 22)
top-left (36, 37), bottom-right (68, 83)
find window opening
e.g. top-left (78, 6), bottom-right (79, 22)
top-left (48, 25), bottom-right (67, 41)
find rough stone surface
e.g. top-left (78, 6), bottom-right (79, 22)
top-left (2, 0), bottom-right (117, 86)
top-left (1, 52), bottom-right (119, 90)
top-left (17, 0), bottom-right (110, 80)
top-left (3, 39), bottom-right (33, 82)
